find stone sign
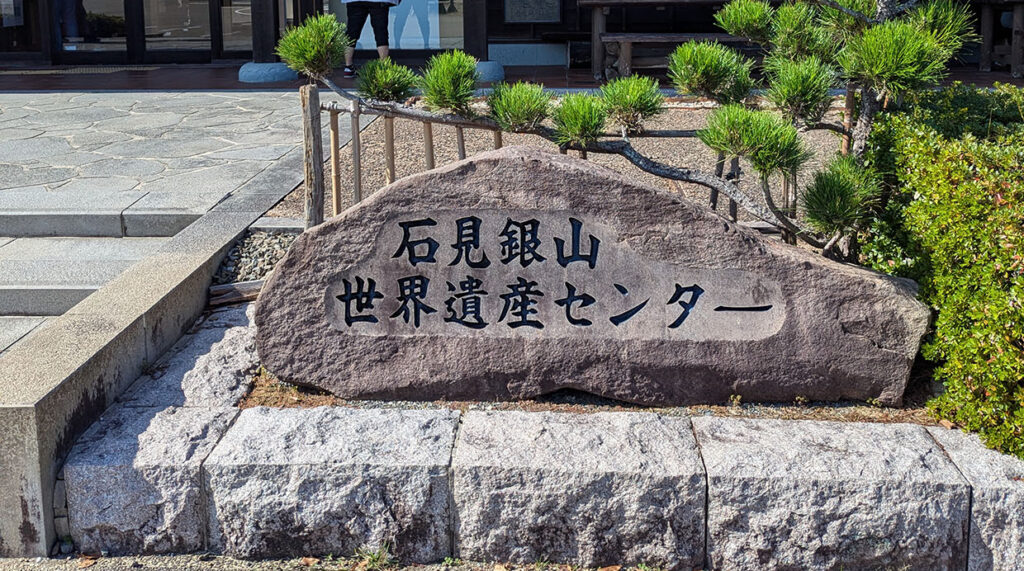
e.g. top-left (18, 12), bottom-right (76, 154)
top-left (256, 146), bottom-right (930, 406)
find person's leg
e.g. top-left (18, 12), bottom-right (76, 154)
top-left (390, 0), bottom-right (410, 49)
top-left (368, 4), bottom-right (391, 59)
top-left (345, 2), bottom-right (371, 66)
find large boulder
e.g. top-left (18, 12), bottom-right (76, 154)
top-left (256, 146), bottom-right (929, 405)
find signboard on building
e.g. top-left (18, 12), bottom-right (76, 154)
top-left (504, 0), bottom-right (560, 23)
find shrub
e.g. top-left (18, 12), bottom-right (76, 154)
top-left (862, 84), bottom-right (1024, 458)
top-left (765, 56), bottom-right (836, 124)
top-left (552, 93), bottom-right (606, 148)
top-left (801, 155), bottom-right (879, 235)
top-left (862, 83), bottom-right (1024, 190)
top-left (420, 50), bottom-right (479, 114)
top-left (906, 133), bottom-right (1024, 459)
top-left (487, 82), bottom-right (550, 131)
top-left (668, 41), bottom-right (753, 105)
top-left (715, 0), bottom-right (775, 44)
top-left (840, 19), bottom-right (947, 100)
top-left (698, 104), bottom-right (809, 177)
top-left (600, 75), bottom-right (664, 134)
top-left (356, 58), bottom-right (418, 102)
top-left (276, 14), bottom-right (350, 81)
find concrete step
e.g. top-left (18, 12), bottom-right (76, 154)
top-left (0, 191), bottom-right (202, 238)
top-left (0, 237), bottom-right (168, 315)
top-left (0, 316), bottom-right (49, 355)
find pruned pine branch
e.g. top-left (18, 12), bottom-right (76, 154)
top-left (319, 79), bottom-right (824, 249)
top-left (892, 0), bottom-right (921, 15)
top-left (801, 122), bottom-right (851, 136)
top-left (584, 139), bottom-right (791, 232)
top-left (810, 0), bottom-right (876, 24)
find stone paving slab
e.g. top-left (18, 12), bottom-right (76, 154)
top-left (693, 417), bottom-right (970, 571)
top-left (203, 407), bottom-right (459, 561)
top-left (928, 427), bottom-right (1024, 571)
top-left (64, 405), bottom-right (238, 556)
top-left (0, 91), bottom-right (317, 239)
top-left (0, 316), bottom-right (47, 354)
top-left (452, 411), bottom-right (706, 569)
top-left (119, 304), bottom-right (257, 408)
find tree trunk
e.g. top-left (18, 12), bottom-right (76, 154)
top-left (851, 89), bottom-right (881, 157)
top-left (841, 86), bottom-right (856, 155)
top-left (727, 157), bottom-right (739, 222)
top-left (710, 151), bottom-right (726, 210)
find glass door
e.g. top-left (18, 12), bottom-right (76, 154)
top-left (217, 0), bottom-right (250, 55)
top-left (142, 0), bottom-right (210, 54)
top-left (58, 0), bottom-right (128, 56)
top-left (1, 0), bottom-right (44, 54)
top-left (55, 0), bottom-right (217, 63)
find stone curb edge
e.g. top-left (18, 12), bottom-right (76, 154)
top-left (0, 146), bottom-right (308, 557)
top-left (66, 407), bottom-right (1024, 570)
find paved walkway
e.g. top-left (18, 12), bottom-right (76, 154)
top-left (0, 91), bottom-right (304, 236)
top-left (0, 90), bottom-right (309, 353)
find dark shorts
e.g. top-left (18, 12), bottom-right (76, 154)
top-left (346, 2), bottom-right (391, 48)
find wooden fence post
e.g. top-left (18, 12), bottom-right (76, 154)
top-left (728, 156), bottom-right (739, 222)
top-left (423, 122), bottom-right (436, 170)
top-left (455, 126), bottom-right (467, 159)
top-left (329, 110), bottom-right (341, 217)
top-left (384, 113), bottom-right (396, 184)
top-left (300, 84), bottom-right (324, 229)
top-left (350, 98), bottom-right (362, 205)
top-left (493, 130), bottom-right (503, 149)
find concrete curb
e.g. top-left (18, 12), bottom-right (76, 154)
top-left (0, 150), bottom-right (306, 558)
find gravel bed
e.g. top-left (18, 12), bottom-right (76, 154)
top-left (240, 366), bottom-right (939, 426)
top-left (212, 230), bottom-right (298, 285)
top-left (268, 99), bottom-right (846, 222)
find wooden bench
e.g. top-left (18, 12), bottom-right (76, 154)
top-left (600, 32), bottom-right (747, 77)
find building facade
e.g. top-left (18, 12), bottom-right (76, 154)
top-left (0, 0), bottom-right (722, 67)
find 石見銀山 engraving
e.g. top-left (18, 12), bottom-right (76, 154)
top-left (325, 211), bottom-right (785, 341)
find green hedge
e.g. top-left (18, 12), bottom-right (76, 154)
top-left (863, 84), bottom-right (1024, 458)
